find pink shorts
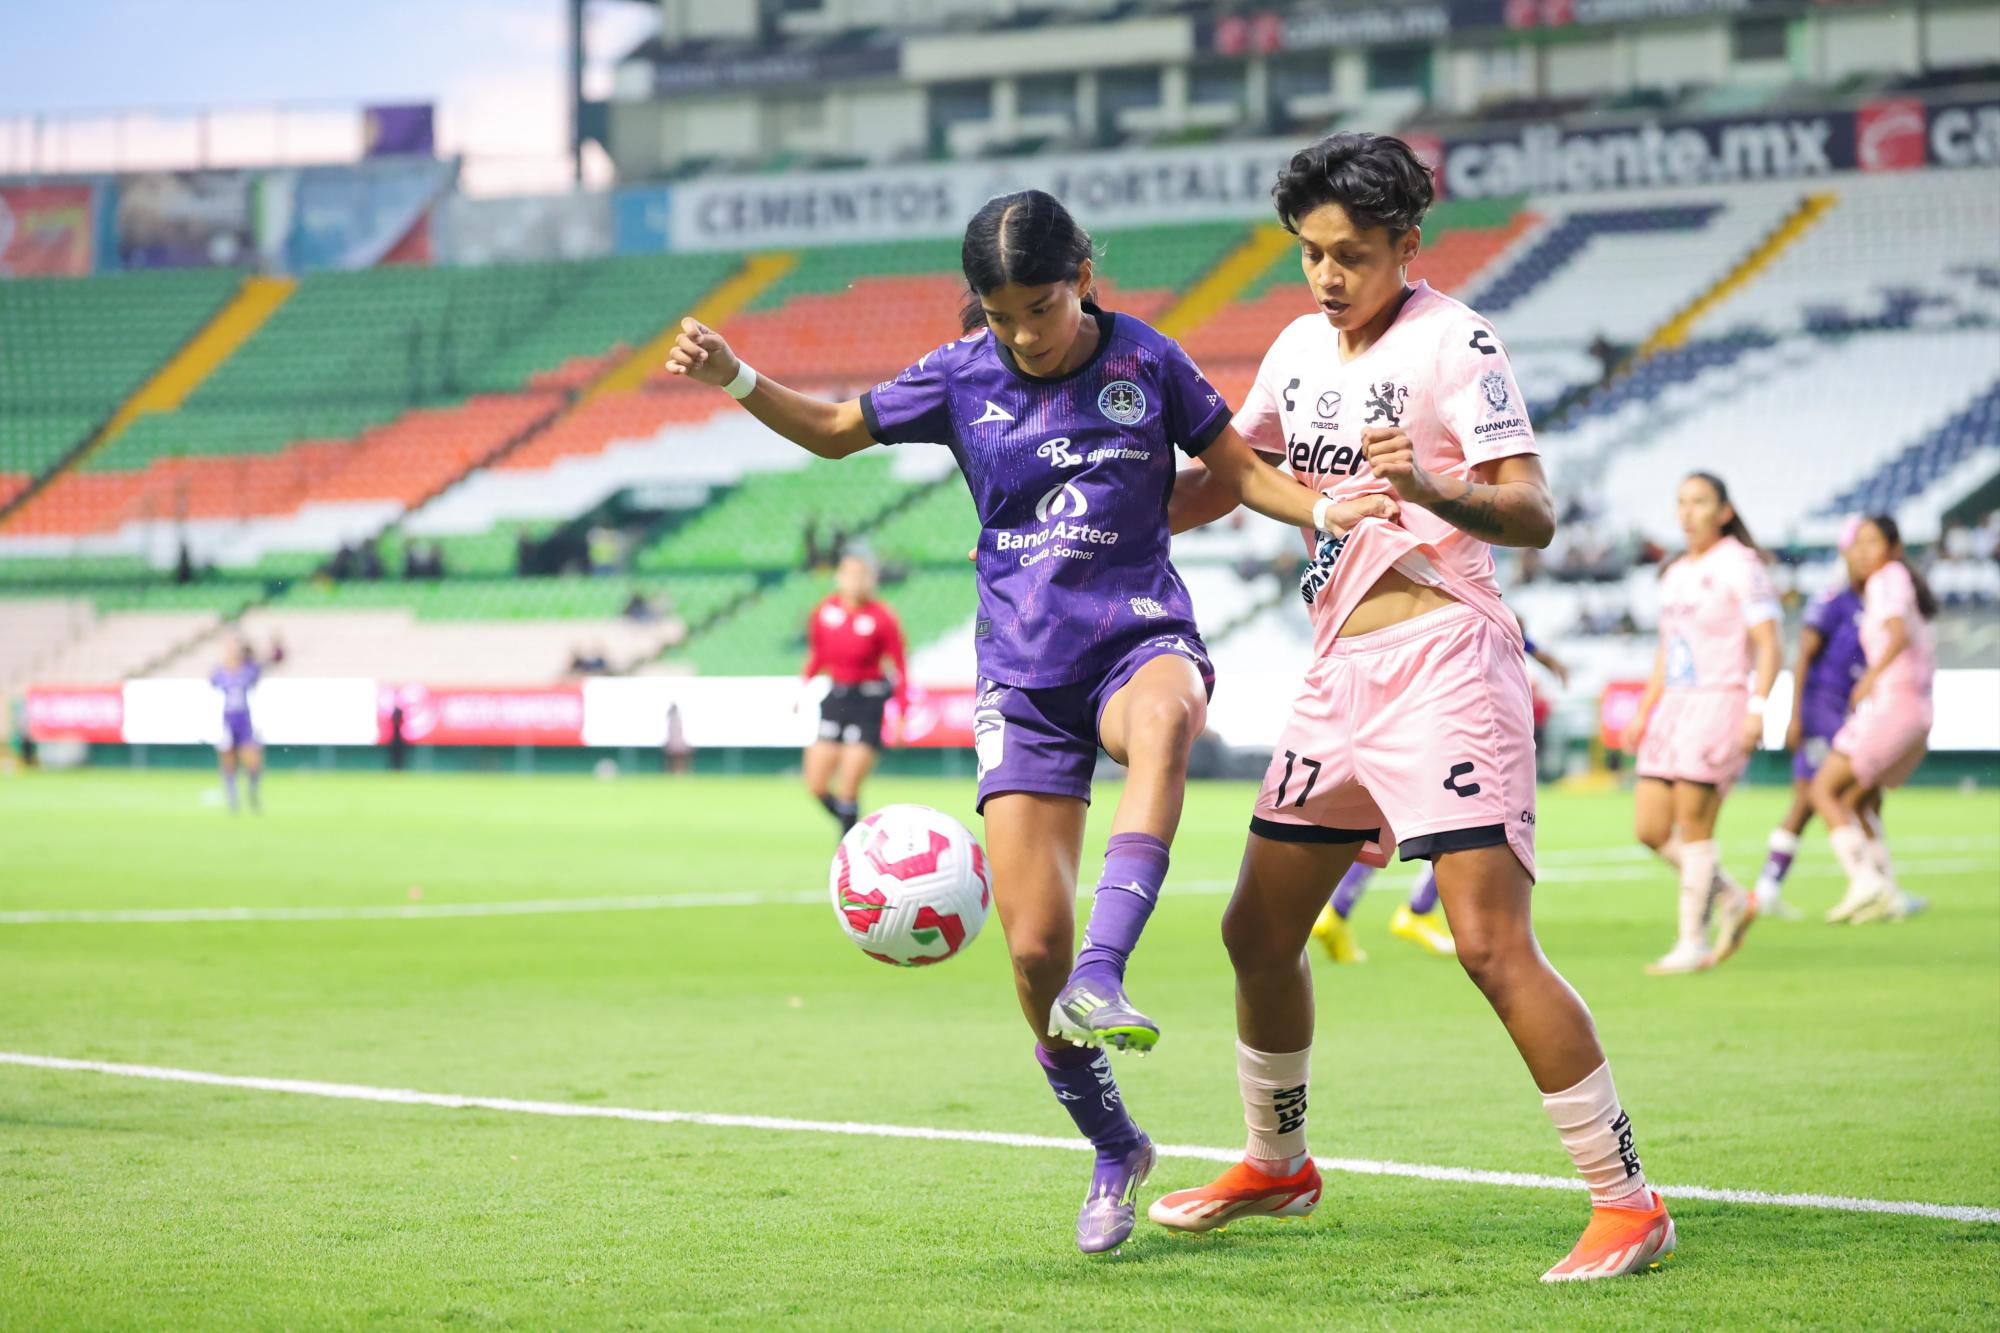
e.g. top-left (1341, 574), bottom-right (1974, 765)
top-left (1251, 603), bottom-right (1537, 880)
top-left (1833, 692), bottom-right (1931, 790)
top-left (1635, 689), bottom-right (1749, 791)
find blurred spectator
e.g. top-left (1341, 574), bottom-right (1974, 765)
top-left (175, 541), bottom-right (195, 585)
top-left (359, 540), bottom-right (384, 581)
top-left (804, 517), bottom-right (827, 571)
top-left (330, 542), bottom-right (358, 581)
top-left (587, 526), bottom-right (623, 576)
top-left (1588, 332), bottom-right (1621, 386)
top-left (515, 525), bottom-right (539, 577)
top-left (403, 541), bottom-right (424, 580)
top-left (664, 702), bottom-right (694, 775)
top-left (623, 589), bottom-right (658, 622)
top-left (569, 644), bottom-right (610, 675)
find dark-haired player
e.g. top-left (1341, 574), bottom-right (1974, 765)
top-left (666, 188), bottom-right (1376, 1254)
top-left (1626, 472), bottom-right (1780, 975)
top-left (1156, 133), bottom-right (1674, 1281)
top-left (801, 553), bottom-right (907, 835)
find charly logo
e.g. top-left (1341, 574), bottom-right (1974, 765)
top-left (1315, 390), bottom-right (1342, 419)
top-left (1036, 437), bottom-right (1082, 467)
top-left (1480, 371), bottom-right (1511, 413)
top-left (1364, 381), bottom-right (1409, 426)
top-left (1034, 481), bottom-right (1089, 522)
top-left (1097, 380), bottom-right (1146, 425)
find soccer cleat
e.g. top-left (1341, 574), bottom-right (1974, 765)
top-left (1541, 1190), bottom-right (1676, 1282)
top-left (1076, 1137), bottom-right (1156, 1254)
top-left (1644, 941), bottom-right (1712, 975)
top-left (1707, 884), bottom-right (1757, 966)
top-left (1756, 894), bottom-right (1803, 921)
top-left (1389, 904), bottom-right (1456, 956)
top-left (1311, 903), bottom-right (1367, 964)
top-left (1050, 976), bottom-right (1160, 1054)
top-left (1825, 879), bottom-right (1885, 924)
top-left (1892, 891), bottom-right (1929, 919)
top-left (1844, 885), bottom-right (1905, 925)
top-left (1148, 1157), bottom-right (1323, 1233)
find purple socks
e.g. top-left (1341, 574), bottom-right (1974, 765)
top-left (1408, 866), bottom-right (1439, 915)
top-left (1331, 861), bottom-right (1375, 919)
top-left (1071, 832), bottom-right (1170, 987)
top-left (1037, 1042), bottom-right (1142, 1155)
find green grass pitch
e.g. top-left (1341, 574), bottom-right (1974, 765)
top-left (2, 769), bottom-right (1996, 1328)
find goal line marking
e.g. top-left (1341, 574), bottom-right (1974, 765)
top-left (1, 1050), bottom-right (1993, 1225)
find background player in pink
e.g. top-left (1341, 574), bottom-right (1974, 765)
top-left (666, 189), bottom-right (1340, 1254)
top-left (1812, 514), bottom-right (1939, 925)
top-left (1154, 133), bottom-right (1672, 1282)
top-left (1624, 473), bottom-right (1781, 975)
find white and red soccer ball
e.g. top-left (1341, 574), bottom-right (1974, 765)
top-left (829, 804), bottom-right (991, 966)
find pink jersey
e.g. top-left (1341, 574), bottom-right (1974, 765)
top-left (1860, 561), bottom-right (1934, 699)
top-left (1654, 537), bottom-right (1780, 693)
top-left (1232, 282), bottom-right (1536, 659)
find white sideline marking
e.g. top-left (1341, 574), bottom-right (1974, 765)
top-left (2, 1050), bottom-right (1994, 1226)
top-left (0, 857), bottom-right (1986, 926)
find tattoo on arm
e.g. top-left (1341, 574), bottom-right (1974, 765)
top-left (1429, 479), bottom-right (1510, 542)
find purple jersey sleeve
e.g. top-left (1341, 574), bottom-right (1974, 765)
top-left (1803, 587), bottom-right (1845, 640)
top-left (860, 343), bottom-right (958, 447)
top-left (1159, 339), bottom-right (1230, 458)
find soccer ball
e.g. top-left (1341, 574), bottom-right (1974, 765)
top-left (830, 804), bottom-right (992, 966)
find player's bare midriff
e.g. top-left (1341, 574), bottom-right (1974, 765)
top-left (1335, 566), bottom-right (1460, 638)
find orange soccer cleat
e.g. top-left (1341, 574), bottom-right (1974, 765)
top-left (1540, 1189), bottom-right (1676, 1282)
top-left (1147, 1157), bottom-right (1323, 1233)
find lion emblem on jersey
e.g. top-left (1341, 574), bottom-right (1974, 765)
top-left (1480, 371), bottom-right (1511, 414)
top-left (1364, 381), bottom-right (1409, 426)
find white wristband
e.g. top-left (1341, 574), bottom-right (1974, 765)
top-left (1746, 695), bottom-right (1766, 717)
top-left (1312, 496), bottom-right (1337, 534)
top-left (723, 361), bottom-right (758, 401)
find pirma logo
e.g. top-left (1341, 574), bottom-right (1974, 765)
top-left (1857, 97), bottom-right (1926, 172)
top-left (1035, 481), bottom-right (1089, 522)
top-left (1098, 380), bottom-right (1146, 425)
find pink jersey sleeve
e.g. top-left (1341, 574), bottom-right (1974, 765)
top-left (1231, 341), bottom-right (1288, 460)
top-left (1729, 546), bottom-right (1782, 626)
top-left (1867, 561), bottom-right (1917, 623)
top-left (1435, 315), bottom-right (1536, 468)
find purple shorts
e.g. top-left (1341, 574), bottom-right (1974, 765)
top-left (1791, 696), bottom-right (1847, 782)
top-left (219, 712), bottom-right (258, 751)
top-left (971, 630), bottom-right (1214, 813)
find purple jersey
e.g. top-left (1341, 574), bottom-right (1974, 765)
top-left (1800, 585), bottom-right (1865, 721)
top-left (210, 662), bottom-right (260, 717)
top-left (861, 309), bottom-right (1228, 688)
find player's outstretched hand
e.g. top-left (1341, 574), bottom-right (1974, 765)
top-left (1360, 427), bottom-right (1445, 506)
top-left (664, 318), bottom-right (740, 388)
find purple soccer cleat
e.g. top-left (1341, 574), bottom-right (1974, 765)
top-left (1075, 1136), bottom-right (1156, 1254)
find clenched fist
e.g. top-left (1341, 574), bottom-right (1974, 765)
top-left (664, 317), bottom-right (740, 388)
top-left (1322, 492), bottom-right (1400, 535)
top-left (1360, 427), bottom-right (1448, 507)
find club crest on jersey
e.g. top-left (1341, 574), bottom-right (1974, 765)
top-left (1364, 381), bottom-right (1409, 426)
top-left (1034, 481), bottom-right (1089, 522)
top-left (1097, 380), bottom-right (1146, 425)
top-left (1480, 371), bottom-right (1511, 414)
top-left (1036, 437), bottom-right (1082, 467)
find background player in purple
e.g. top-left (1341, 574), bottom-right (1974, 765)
top-left (210, 640), bottom-right (266, 814)
top-left (1753, 520), bottom-right (1869, 919)
top-left (666, 189), bottom-right (1359, 1254)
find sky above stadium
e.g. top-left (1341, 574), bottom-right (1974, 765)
top-left (0, 0), bottom-right (659, 191)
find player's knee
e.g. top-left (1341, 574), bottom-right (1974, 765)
top-left (1454, 924), bottom-right (1530, 997)
top-left (1220, 898), bottom-right (1287, 972)
top-left (1634, 817), bottom-right (1671, 852)
top-left (1127, 690), bottom-right (1200, 758)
